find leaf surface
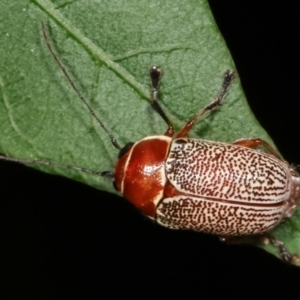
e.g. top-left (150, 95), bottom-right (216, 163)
top-left (0, 0), bottom-right (299, 264)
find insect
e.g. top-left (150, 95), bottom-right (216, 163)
top-left (1, 23), bottom-right (299, 264)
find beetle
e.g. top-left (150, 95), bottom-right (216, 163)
top-left (114, 67), bottom-right (300, 264)
top-left (1, 23), bottom-right (299, 264)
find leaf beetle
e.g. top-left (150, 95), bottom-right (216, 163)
top-left (1, 23), bottom-right (299, 264)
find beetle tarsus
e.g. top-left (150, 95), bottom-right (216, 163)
top-left (218, 70), bottom-right (235, 102)
top-left (267, 235), bottom-right (299, 265)
top-left (150, 66), bottom-right (163, 91)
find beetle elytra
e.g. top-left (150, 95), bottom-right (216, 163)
top-left (1, 23), bottom-right (299, 264)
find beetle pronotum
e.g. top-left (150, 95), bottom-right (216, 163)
top-left (1, 23), bottom-right (299, 264)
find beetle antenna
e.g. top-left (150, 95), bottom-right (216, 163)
top-left (149, 66), bottom-right (175, 137)
top-left (41, 22), bottom-right (121, 150)
top-left (0, 153), bottom-right (114, 179)
top-left (176, 70), bottom-right (235, 138)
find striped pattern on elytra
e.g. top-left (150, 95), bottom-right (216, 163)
top-left (155, 138), bottom-right (300, 236)
top-left (165, 138), bottom-right (292, 204)
top-left (156, 196), bottom-right (284, 235)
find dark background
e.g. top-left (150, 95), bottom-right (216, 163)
top-left (1, 2), bottom-right (300, 298)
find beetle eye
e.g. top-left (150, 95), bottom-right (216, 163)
top-left (118, 142), bottom-right (135, 158)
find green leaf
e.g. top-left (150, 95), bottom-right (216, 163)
top-left (0, 0), bottom-right (299, 265)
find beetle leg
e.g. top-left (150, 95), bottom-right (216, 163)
top-left (176, 70), bottom-right (235, 138)
top-left (149, 66), bottom-right (175, 137)
top-left (232, 138), bottom-right (282, 160)
top-left (265, 235), bottom-right (299, 265)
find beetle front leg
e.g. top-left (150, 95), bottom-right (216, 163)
top-left (176, 70), bottom-right (235, 138)
top-left (233, 138), bottom-right (282, 160)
